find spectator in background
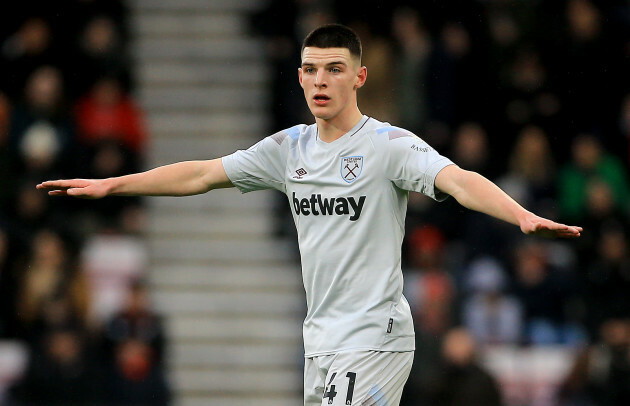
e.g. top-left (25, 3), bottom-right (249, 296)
top-left (619, 93), bottom-right (630, 164)
top-left (80, 226), bottom-right (149, 326)
top-left (402, 225), bottom-right (454, 406)
top-left (15, 229), bottom-right (89, 341)
top-left (9, 65), bottom-right (75, 180)
top-left (496, 45), bottom-right (564, 156)
top-left (496, 125), bottom-right (557, 219)
top-left (426, 21), bottom-right (472, 127)
top-left (9, 326), bottom-right (103, 405)
top-left (485, 8), bottom-right (522, 75)
top-left (449, 122), bottom-right (495, 177)
top-left (104, 338), bottom-right (170, 406)
top-left (103, 281), bottom-right (165, 363)
top-left (462, 256), bottom-right (523, 345)
top-left (10, 179), bottom-right (59, 244)
top-left (404, 224), bottom-right (455, 337)
top-left (432, 122), bottom-right (513, 261)
top-left (68, 15), bottom-right (131, 99)
top-left (559, 318), bottom-right (630, 406)
top-left (74, 75), bottom-right (147, 155)
top-left (391, 7), bottom-right (432, 134)
top-left (101, 280), bottom-right (170, 406)
top-left (557, 133), bottom-right (630, 224)
top-left (0, 91), bottom-right (16, 212)
top-left (0, 17), bottom-right (58, 100)
top-left (574, 179), bottom-right (629, 265)
top-left (557, 0), bottom-right (609, 138)
top-left (350, 21), bottom-right (397, 122)
top-left (582, 226), bottom-right (630, 339)
top-left (0, 227), bottom-right (18, 338)
top-left (511, 240), bottom-right (584, 345)
top-left (428, 327), bottom-right (503, 406)
top-left (401, 224), bottom-right (456, 406)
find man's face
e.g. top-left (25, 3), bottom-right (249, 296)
top-left (299, 47), bottom-right (366, 121)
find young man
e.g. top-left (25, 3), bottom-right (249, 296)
top-left (38, 24), bottom-right (582, 405)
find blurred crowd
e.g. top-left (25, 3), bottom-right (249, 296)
top-left (0, 1), bottom-right (170, 405)
top-left (251, 0), bottom-right (630, 405)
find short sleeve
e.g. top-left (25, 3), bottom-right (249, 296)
top-left (383, 128), bottom-right (455, 201)
top-left (222, 132), bottom-right (288, 193)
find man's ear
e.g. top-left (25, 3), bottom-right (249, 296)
top-left (354, 66), bottom-right (367, 89)
top-left (298, 67), bottom-right (304, 87)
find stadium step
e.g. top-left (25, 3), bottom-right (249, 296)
top-left (176, 395), bottom-right (302, 406)
top-left (131, 0), bottom-right (265, 13)
top-left (170, 342), bottom-right (301, 369)
top-left (134, 13), bottom-right (246, 38)
top-left (173, 368), bottom-right (301, 393)
top-left (148, 189), bottom-right (278, 211)
top-left (147, 210), bottom-right (273, 237)
top-left (165, 316), bottom-right (302, 342)
top-left (152, 290), bottom-right (304, 316)
top-left (136, 61), bottom-right (269, 86)
top-left (149, 236), bottom-right (294, 263)
top-left (144, 111), bottom-right (268, 142)
top-left (146, 134), bottom-right (264, 166)
top-left (151, 264), bottom-right (301, 290)
top-left (139, 85), bottom-right (268, 111)
top-left (132, 37), bottom-right (265, 61)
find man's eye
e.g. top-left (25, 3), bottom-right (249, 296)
top-left (305, 68), bottom-right (315, 74)
top-left (330, 67), bottom-right (341, 73)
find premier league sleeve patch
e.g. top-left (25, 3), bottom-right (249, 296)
top-left (341, 156), bottom-right (364, 183)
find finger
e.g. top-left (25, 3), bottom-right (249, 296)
top-left (538, 223), bottom-right (579, 233)
top-left (37, 180), bottom-right (72, 190)
top-left (557, 233), bottom-right (581, 239)
top-left (37, 183), bottom-right (60, 190)
top-left (558, 224), bottom-right (583, 233)
top-left (48, 190), bottom-right (69, 196)
top-left (530, 223), bottom-right (564, 234)
top-left (558, 225), bottom-right (582, 234)
top-left (554, 229), bottom-right (581, 238)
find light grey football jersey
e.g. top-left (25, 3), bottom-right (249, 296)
top-left (222, 116), bottom-right (454, 356)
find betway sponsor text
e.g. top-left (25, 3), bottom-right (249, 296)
top-left (292, 192), bottom-right (366, 221)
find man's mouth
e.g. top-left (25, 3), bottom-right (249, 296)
top-left (313, 94), bottom-right (330, 105)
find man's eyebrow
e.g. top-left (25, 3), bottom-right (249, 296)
top-left (301, 61), bottom-right (348, 67)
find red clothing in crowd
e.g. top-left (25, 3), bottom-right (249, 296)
top-left (74, 92), bottom-right (146, 152)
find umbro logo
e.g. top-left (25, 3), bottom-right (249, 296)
top-left (293, 168), bottom-right (308, 179)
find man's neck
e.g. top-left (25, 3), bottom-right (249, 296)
top-left (316, 109), bottom-right (364, 143)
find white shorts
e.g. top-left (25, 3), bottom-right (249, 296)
top-left (304, 350), bottom-right (413, 406)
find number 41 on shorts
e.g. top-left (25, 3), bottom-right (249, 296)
top-left (323, 372), bottom-right (356, 405)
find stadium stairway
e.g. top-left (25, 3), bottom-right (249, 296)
top-left (129, 1), bottom-right (304, 405)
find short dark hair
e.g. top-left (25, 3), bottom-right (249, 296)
top-left (301, 24), bottom-right (362, 62)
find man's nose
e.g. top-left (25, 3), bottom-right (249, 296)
top-left (315, 69), bottom-right (327, 87)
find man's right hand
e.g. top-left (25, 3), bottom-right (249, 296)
top-left (36, 179), bottom-right (111, 199)
top-left (37, 159), bottom-right (233, 198)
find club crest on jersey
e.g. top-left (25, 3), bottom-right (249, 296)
top-left (340, 156), bottom-right (363, 183)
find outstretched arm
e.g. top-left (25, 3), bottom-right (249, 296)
top-left (435, 165), bottom-right (582, 238)
top-left (36, 158), bottom-right (232, 198)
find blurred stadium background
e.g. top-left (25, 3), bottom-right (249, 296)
top-left (0, 0), bottom-right (628, 405)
